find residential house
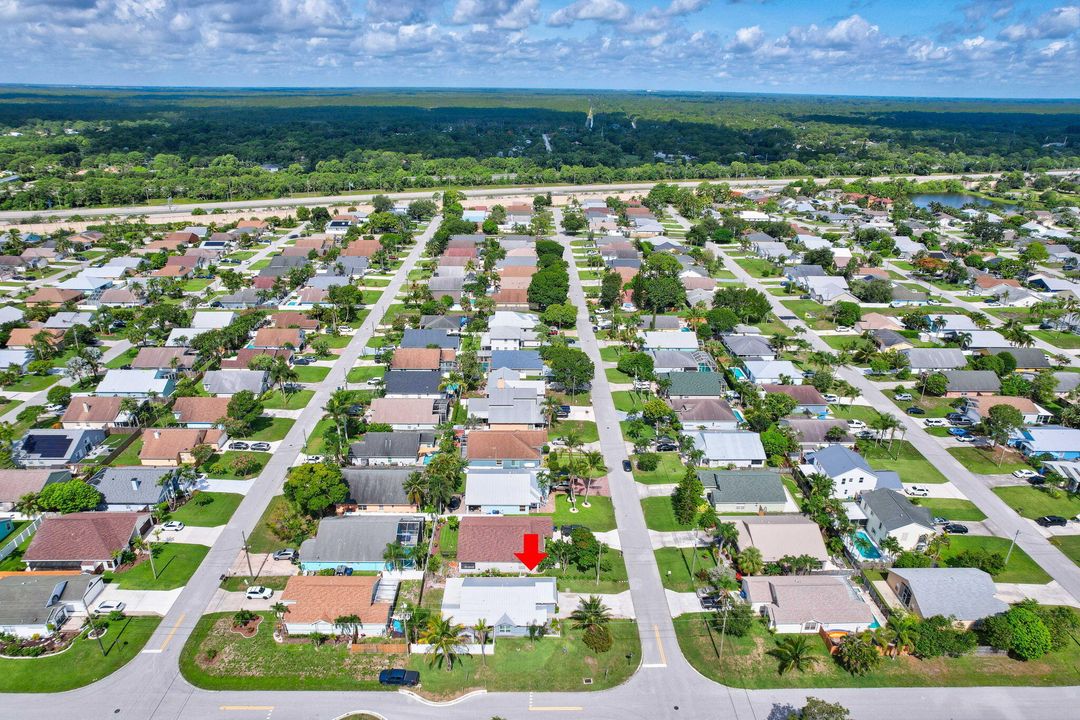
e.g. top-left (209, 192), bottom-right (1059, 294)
top-left (781, 419), bottom-right (854, 452)
top-left (14, 429), bottom-right (105, 468)
top-left (903, 348), bottom-right (968, 372)
top-left (400, 329), bottom-right (461, 350)
top-left (686, 431), bottom-right (767, 468)
top-left (382, 371), bottom-right (444, 398)
top-left (648, 350), bottom-right (704, 374)
top-left (139, 428), bottom-right (225, 466)
top-left (202, 370), bottom-right (269, 397)
top-left (979, 348), bottom-right (1051, 372)
top-left (171, 397), bottom-right (231, 428)
top-left (61, 396), bottom-right (133, 429)
top-left (722, 335), bottom-right (776, 361)
top-left (890, 286), bottom-right (930, 307)
top-left (219, 347), bottom-right (293, 370)
top-left (25, 288), bottom-right (84, 306)
top-left (962, 396), bottom-right (1052, 426)
top-left (468, 387), bottom-right (545, 430)
top-left (743, 360), bottom-right (803, 385)
top-left (0, 469), bottom-right (70, 511)
top-left (743, 575), bottom-right (874, 634)
top-left (699, 469), bottom-right (788, 514)
top-left (806, 276), bottom-right (858, 305)
top-left (1011, 426), bottom-right (1080, 460)
top-left (348, 431), bottom-right (437, 466)
top-left (456, 516), bottom-right (553, 573)
top-left (131, 347), bottom-right (198, 373)
top-left (803, 445), bottom-right (901, 499)
top-left (734, 515), bottom-right (830, 563)
top-left (670, 398), bottom-right (739, 431)
top-left (367, 398), bottom-right (447, 430)
top-left (298, 515), bottom-right (424, 572)
top-left (252, 328), bottom-right (304, 350)
top-left (95, 369), bottom-right (176, 398)
top-left (463, 468), bottom-right (544, 515)
top-left (885, 568), bottom-right (1007, 628)
top-left (943, 370), bottom-right (1001, 398)
top-left (391, 348), bottom-right (456, 373)
top-left (642, 331), bottom-right (699, 353)
top-left (759, 384), bottom-right (828, 415)
top-left (859, 489), bottom-right (934, 552)
top-left (489, 350), bottom-right (545, 376)
top-left (6, 327), bottom-right (65, 351)
top-left (339, 468), bottom-right (416, 513)
top-left (0, 348), bottom-right (31, 371)
top-left (855, 313), bottom-right (904, 333)
top-left (87, 467), bottom-right (182, 512)
top-left (23, 511), bottom-right (152, 572)
top-left (465, 430), bottom-right (547, 469)
top-left (280, 576), bottom-right (393, 636)
top-left (441, 577), bottom-right (558, 636)
top-left (664, 372), bottom-right (727, 401)
top-left (0, 575), bottom-right (106, 638)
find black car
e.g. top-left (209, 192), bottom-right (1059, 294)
top-left (556, 405), bottom-right (571, 418)
top-left (655, 443), bottom-right (679, 452)
top-left (622, 459), bottom-right (633, 472)
top-left (943, 523), bottom-right (969, 534)
top-left (293, 357), bottom-right (312, 365)
top-left (905, 407), bottom-right (926, 416)
top-left (379, 669), bottom-right (420, 687)
top-left (1036, 515), bottom-right (1069, 527)
top-left (700, 594), bottom-right (721, 610)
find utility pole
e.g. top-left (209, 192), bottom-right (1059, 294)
top-left (1005, 529), bottom-right (1020, 566)
top-left (241, 530), bottom-right (254, 579)
top-left (83, 584), bottom-right (106, 656)
top-left (717, 600), bottom-right (730, 661)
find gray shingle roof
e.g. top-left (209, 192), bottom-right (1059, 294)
top-left (299, 515), bottom-right (424, 564)
top-left (348, 432), bottom-right (432, 459)
top-left (944, 370), bottom-right (1001, 393)
top-left (88, 467), bottom-right (177, 507)
top-left (698, 470), bottom-right (787, 505)
top-left (341, 468), bottom-right (414, 506)
top-left (902, 348), bottom-right (967, 370)
top-left (981, 348), bottom-right (1051, 369)
top-left (888, 568), bottom-right (1008, 621)
top-left (383, 371), bottom-right (443, 395)
top-left (861, 488), bottom-right (933, 532)
top-left (811, 444), bottom-right (872, 477)
top-left (402, 329), bottom-right (459, 349)
top-left (722, 335), bottom-right (774, 358)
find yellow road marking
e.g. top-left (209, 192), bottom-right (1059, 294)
top-left (653, 624), bottom-right (667, 666)
top-left (158, 612), bottom-right (186, 652)
top-left (219, 707), bottom-right (274, 712)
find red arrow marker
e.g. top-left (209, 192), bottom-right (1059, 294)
top-left (514, 533), bottom-right (547, 570)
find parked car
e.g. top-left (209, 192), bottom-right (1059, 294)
top-left (245, 586), bottom-right (274, 600)
top-left (556, 405), bottom-right (571, 418)
top-left (250, 442), bottom-right (272, 452)
top-left (905, 406), bottom-right (926, 416)
top-left (1036, 515), bottom-right (1068, 527)
top-left (229, 441), bottom-right (250, 451)
top-left (956, 434), bottom-right (975, 443)
top-left (560, 524), bottom-right (587, 536)
top-left (162, 521), bottom-right (185, 531)
top-left (365, 378), bottom-right (383, 387)
top-left (272, 549), bottom-right (297, 561)
top-left (306, 454), bottom-right (324, 463)
top-left (948, 428), bottom-right (971, 437)
top-left (822, 394), bottom-right (840, 403)
top-left (334, 565), bottom-right (354, 576)
top-left (949, 418), bottom-right (975, 428)
top-left (1012, 469), bottom-right (1040, 479)
top-left (622, 459), bottom-right (633, 472)
top-left (894, 392), bottom-right (913, 401)
top-left (847, 419), bottom-right (867, 430)
top-left (924, 418), bottom-right (948, 427)
top-left (699, 594), bottom-right (721, 610)
top-left (293, 357), bottom-right (312, 365)
top-left (655, 442), bottom-right (679, 452)
top-left (943, 523), bottom-right (970, 534)
top-left (95, 600), bottom-right (126, 614)
top-left (379, 669), bottom-right (420, 687)
top-left (905, 486), bottom-right (930, 497)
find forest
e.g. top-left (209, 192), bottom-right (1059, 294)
top-left (0, 86), bottom-right (1077, 210)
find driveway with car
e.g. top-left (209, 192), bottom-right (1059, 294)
top-left (92, 585), bottom-right (184, 616)
top-left (153, 523), bottom-right (225, 547)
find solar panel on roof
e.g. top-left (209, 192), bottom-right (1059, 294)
top-left (25, 435), bottom-right (73, 457)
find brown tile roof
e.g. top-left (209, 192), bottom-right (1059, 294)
top-left (62, 396), bottom-right (124, 424)
top-left (465, 431), bottom-right (547, 461)
top-left (974, 276), bottom-right (1021, 289)
top-left (682, 276), bottom-right (717, 290)
top-left (25, 288), bottom-right (82, 305)
top-left (144, 238), bottom-right (188, 251)
top-left (280, 575), bottom-right (391, 626)
top-left (139, 428), bottom-right (223, 462)
top-left (7, 327), bottom-right (65, 348)
top-left (457, 516), bottom-right (553, 563)
top-left (298, 287), bottom-right (327, 303)
top-left (271, 312), bottom-right (319, 330)
top-left (437, 256), bottom-right (471, 267)
top-left (499, 265), bottom-right (537, 278)
top-left (24, 512), bottom-right (149, 563)
top-left (760, 384), bottom-right (828, 406)
top-left (164, 232), bottom-right (198, 244)
top-left (492, 289), bottom-right (529, 305)
top-left (444, 247), bottom-right (477, 258)
top-left (968, 395), bottom-right (1040, 414)
top-left (498, 277), bottom-right (531, 291)
top-left (172, 396), bottom-right (231, 424)
top-left (343, 240), bottom-right (381, 257)
top-left (220, 347), bottom-right (294, 369)
top-left (0, 469), bottom-right (67, 503)
top-left (131, 346), bottom-right (198, 370)
top-left (236, 220), bottom-right (268, 229)
top-left (391, 348), bottom-right (441, 371)
top-left (152, 265), bottom-right (192, 277)
top-left (253, 328), bottom-right (302, 348)
top-left (98, 287), bottom-right (139, 304)
top-left (294, 237), bottom-right (329, 249)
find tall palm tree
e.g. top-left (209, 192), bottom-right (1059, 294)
top-left (269, 356), bottom-right (298, 397)
top-left (472, 618), bottom-right (493, 665)
top-left (885, 613), bottom-right (918, 659)
top-left (541, 395), bottom-right (562, 428)
top-left (403, 471), bottom-right (426, 509)
top-left (270, 601), bottom-right (290, 636)
top-left (579, 450), bottom-right (607, 506)
top-left (735, 547), bottom-right (764, 576)
top-left (418, 616), bottom-right (468, 672)
top-left (767, 636), bottom-right (819, 675)
top-left (569, 596), bottom-right (612, 633)
top-left (382, 542), bottom-right (409, 572)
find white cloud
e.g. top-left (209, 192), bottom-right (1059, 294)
top-left (1001, 4), bottom-right (1080, 40)
top-left (451, 0), bottom-right (539, 30)
top-left (548, 0), bottom-right (631, 27)
top-left (727, 25), bottom-right (764, 52)
top-left (666, 0), bottom-right (710, 15)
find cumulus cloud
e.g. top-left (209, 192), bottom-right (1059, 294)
top-left (451, 0), bottom-right (540, 29)
top-left (1001, 4), bottom-right (1080, 40)
top-left (548, 0), bottom-right (631, 27)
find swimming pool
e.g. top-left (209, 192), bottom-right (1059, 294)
top-left (851, 530), bottom-right (882, 560)
top-left (731, 367), bottom-right (747, 381)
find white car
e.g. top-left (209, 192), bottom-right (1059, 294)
top-left (905, 486), bottom-right (930, 497)
top-left (836, 326), bottom-right (853, 333)
top-left (161, 521), bottom-right (185, 531)
top-left (1012, 469), bottom-right (1040, 479)
top-left (823, 394), bottom-right (840, 403)
top-left (895, 392), bottom-right (913, 401)
top-left (245, 586), bottom-right (274, 600)
top-left (847, 419), bottom-right (867, 430)
top-left (924, 418), bottom-right (948, 427)
top-left (306, 454), bottom-right (324, 464)
top-left (95, 600), bottom-right (126, 614)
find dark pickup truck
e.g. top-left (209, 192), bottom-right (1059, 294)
top-left (379, 669), bottom-right (420, 686)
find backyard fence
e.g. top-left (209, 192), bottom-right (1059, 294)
top-left (0, 516), bottom-right (41, 561)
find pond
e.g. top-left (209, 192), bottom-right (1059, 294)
top-left (910, 193), bottom-right (1003, 209)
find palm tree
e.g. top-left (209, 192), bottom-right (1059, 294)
top-left (579, 450), bottom-right (606, 507)
top-left (418, 616), bottom-right (468, 672)
top-left (735, 547), bottom-right (764, 576)
top-left (270, 601), bottom-right (290, 636)
top-left (472, 618), bottom-right (493, 665)
top-left (569, 596), bottom-right (612, 633)
top-left (1002, 319), bottom-right (1034, 348)
top-left (334, 614), bottom-right (363, 643)
top-left (383, 542), bottom-right (409, 572)
top-left (118, 397), bottom-right (142, 428)
top-left (14, 492), bottom-right (41, 517)
top-left (767, 636), bottom-right (819, 675)
top-left (885, 613), bottom-right (918, 658)
top-left (268, 356), bottom-right (298, 397)
top-left (714, 521), bottom-right (739, 552)
top-left (541, 395), bottom-right (562, 428)
top-left (403, 471), bottom-right (426, 509)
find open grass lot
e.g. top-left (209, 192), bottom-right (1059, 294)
top-left (611, 390), bottom-right (648, 413)
top-left (171, 492), bottom-right (244, 527)
top-left (182, 278), bottom-right (213, 292)
top-left (992, 485), bottom-right (1080, 520)
top-left (105, 346), bottom-right (140, 368)
top-left (548, 390), bottom-right (592, 407)
top-left (0, 617), bottom-right (162, 693)
top-left (406, 622), bottom-right (640, 698)
top-left (1030, 330), bottom-right (1080, 349)
top-left (346, 365), bottom-right (385, 384)
top-left (675, 613), bottom-right (1080, 689)
top-left (220, 575), bottom-right (291, 592)
top-left (735, 258), bottom-right (781, 278)
top-left (911, 498), bottom-right (987, 521)
top-left (547, 419), bottom-right (599, 444)
top-left (200, 451), bottom-right (269, 479)
top-left (2, 374), bottom-right (58, 392)
top-left (261, 389), bottom-right (314, 409)
top-left (107, 542), bottom-right (209, 590)
top-left (640, 496), bottom-right (692, 532)
top-left (304, 417), bottom-right (334, 454)
top-left (605, 367), bottom-right (634, 383)
top-left (856, 440), bottom-right (948, 484)
top-left (543, 548), bottom-right (630, 594)
top-left (549, 495), bottom-right (616, 532)
top-left (599, 346), bottom-right (623, 363)
top-left (632, 452), bottom-right (687, 485)
top-left (779, 299), bottom-right (834, 328)
top-left (948, 446), bottom-right (1029, 475)
top-left (247, 495), bottom-right (294, 553)
top-left (1049, 535), bottom-right (1080, 567)
top-left (313, 333), bottom-right (353, 349)
top-left (109, 437), bottom-right (144, 466)
top-left (237, 416), bottom-right (294, 442)
top-left (293, 365), bottom-right (331, 383)
top-left (938, 535), bottom-right (1051, 584)
top-left (654, 546), bottom-right (719, 593)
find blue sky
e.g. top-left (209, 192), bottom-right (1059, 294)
top-left (0, 1), bottom-right (1078, 97)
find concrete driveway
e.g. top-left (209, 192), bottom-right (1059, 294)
top-left (649, 530), bottom-right (709, 549)
top-left (195, 478), bottom-right (256, 495)
top-left (227, 551), bottom-right (300, 577)
top-left (94, 585), bottom-right (184, 616)
top-left (995, 581), bottom-right (1080, 608)
top-left (155, 524), bottom-right (224, 546)
top-left (665, 589), bottom-right (706, 617)
top-left (204, 589), bottom-right (279, 613)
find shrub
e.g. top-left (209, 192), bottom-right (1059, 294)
top-left (946, 548), bottom-right (1005, 576)
top-left (230, 454), bottom-right (262, 477)
top-left (892, 551), bottom-right (932, 568)
top-left (636, 453), bottom-right (660, 472)
top-left (232, 609), bottom-right (258, 627)
top-left (910, 615), bottom-right (976, 658)
top-left (983, 606), bottom-right (1054, 660)
top-left (583, 625), bottom-right (613, 654)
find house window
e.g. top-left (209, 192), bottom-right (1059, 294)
top-left (803, 622), bottom-right (818, 631)
top-left (461, 562), bottom-right (476, 570)
top-left (518, 506), bottom-right (526, 512)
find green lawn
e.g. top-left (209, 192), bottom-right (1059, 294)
top-left (248, 258), bottom-right (271, 271)
top-left (171, 492), bottom-right (244, 527)
top-left (0, 526), bottom-right (35, 571)
top-left (1030, 330), bottom-right (1080, 349)
top-left (675, 612), bottom-right (1080, 689)
top-left (109, 438), bottom-right (144, 466)
top-left (547, 420), bottom-right (599, 444)
top-left (0, 617), bottom-right (161, 693)
top-left (543, 548), bottom-right (630, 594)
top-left (293, 365), bottom-right (331, 383)
top-left (547, 494), bottom-right (616, 532)
top-left (632, 453), bottom-right (687, 485)
top-left (856, 440), bottom-right (948, 484)
top-left (1049, 535), bottom-right (1080, 568)
top-left (346, 365), bottom-right (385, 384)
top-left (261, 389), bottom-right (314, 410)
top-left (236, 416), bottom-right (294, 442)
top-left (304, 417), bottom-right (334, 454)
top-left (992, 485), bottom-right (1080, 521)
top-left (247, 495), bottom-right (295, 553)
top-left (105, 346), bottom-right (140, 368)
top-left (611, 390), bottom-right (648, 413)
top-left (314, 333), bottom-right (353, 349)
top-left (220, 575), bottom-right (291, 592)
top-left (182, 278), bottom-right (213, 292)
top-left (779, 299), bottom-right (832, 326)
top-left (200, 451), bottom-right (269, 479)
top-left (599, 346), bottom-right (623, 363)
top-left (605, 367), bottom-right (634, 383)
top-left (735, 258), bottom-right (781, 278)
top-left (654, 546), bottom-right (719, 592)
top-left (938, 535), bottom-right (1051, 584)
top-left (1, 374), bottom-right (58, 392)
top-left (106, 543), bottom-right (209, 590)
top-left (0, 519), bottom-right (29, 544)
top-left (948, 446), bottom-right (1029, 475)
top-left (911, 498), bottom-right (987, 522)
top-left (640, 496), bottom-right (693, 531)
